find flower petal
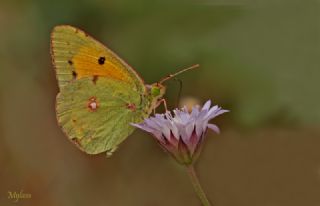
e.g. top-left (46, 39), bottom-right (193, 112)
top-left (207, 108), bottom-right (229, 120)
top-left (202, 100), bottom-right (211, 111)
top-left (131, 123), bottom-right (164, 141)
top-left (208, 124), bottom-right (220, 134)
top-left (162, 121), bottom-right (172, 140)
top-left (206, 105), bottom-right (218, 117)
top-left (144, 118), bottom-right (161, 130)
top-left (185, 122), bottom-right (195, 142)
top-left (170, 123), bottom-right (179, 140)
top-left (195, 119), bottom-right (205, 137)
top-left (191, 105), bottom-right (200, 117)
top-left (130, 123), bottom-right (152, 132)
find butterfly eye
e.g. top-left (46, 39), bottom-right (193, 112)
top-left (151, 86), bottom-right (161, 97)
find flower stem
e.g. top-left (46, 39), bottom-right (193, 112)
top-left (186, 165), bottom-right (212, 206)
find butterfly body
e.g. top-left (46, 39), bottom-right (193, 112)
top-left (51, 25), bottom-right (165, 155)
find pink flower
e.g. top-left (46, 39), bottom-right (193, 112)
top-left (131, 100), bottom-right (229, 165)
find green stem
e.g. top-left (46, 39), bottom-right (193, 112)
top-left (186, 165), bottom-right (212, 206)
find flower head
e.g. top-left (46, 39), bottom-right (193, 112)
top-left (131, 100), bottom-right (229, 165)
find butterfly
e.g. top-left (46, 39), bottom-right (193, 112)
top-left (50, 25), bottom-right (198, 155)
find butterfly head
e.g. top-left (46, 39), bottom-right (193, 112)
top-left (147, 83), bottom-right (166, 100)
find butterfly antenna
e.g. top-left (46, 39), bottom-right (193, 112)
top-left (159, 64), bottom-right (200, 84)
top-left (174, 78), bottom-right (183, 108)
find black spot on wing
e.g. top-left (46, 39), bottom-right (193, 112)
top-left (68, 60), bottom-right (73, 65)
top-left (92, 75), bottom-right (98, 84)
top-left (71, 138), bottom-right (82, 147)
top-left (98, 56), bottom-right (105, 65)
top-left (72, 71), bottom-right (78, 79)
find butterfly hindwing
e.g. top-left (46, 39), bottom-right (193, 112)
top-left (56, 77), bottom-right (146, 154)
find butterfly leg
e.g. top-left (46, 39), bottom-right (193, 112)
top-left (155, 98), bottom-right (168, 112)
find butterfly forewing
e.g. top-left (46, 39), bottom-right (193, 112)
top-left (51, 25), bottom-right (145, 94)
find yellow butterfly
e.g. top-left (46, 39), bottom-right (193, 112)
top-left (51, 25), bottom-right (198, 155)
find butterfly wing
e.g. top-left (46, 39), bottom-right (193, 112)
top-left (51, 25), bottom-right (148, 154)
top-left (56, 77), bottom-right (146, 154)
top-left (51, 25), bottom-right (144, 91)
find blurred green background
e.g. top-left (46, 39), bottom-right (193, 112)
top-left (1, 0), bottom-right (320, 205)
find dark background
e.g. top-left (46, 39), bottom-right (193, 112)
top-left (1, 0), bottom-right (320, 205)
